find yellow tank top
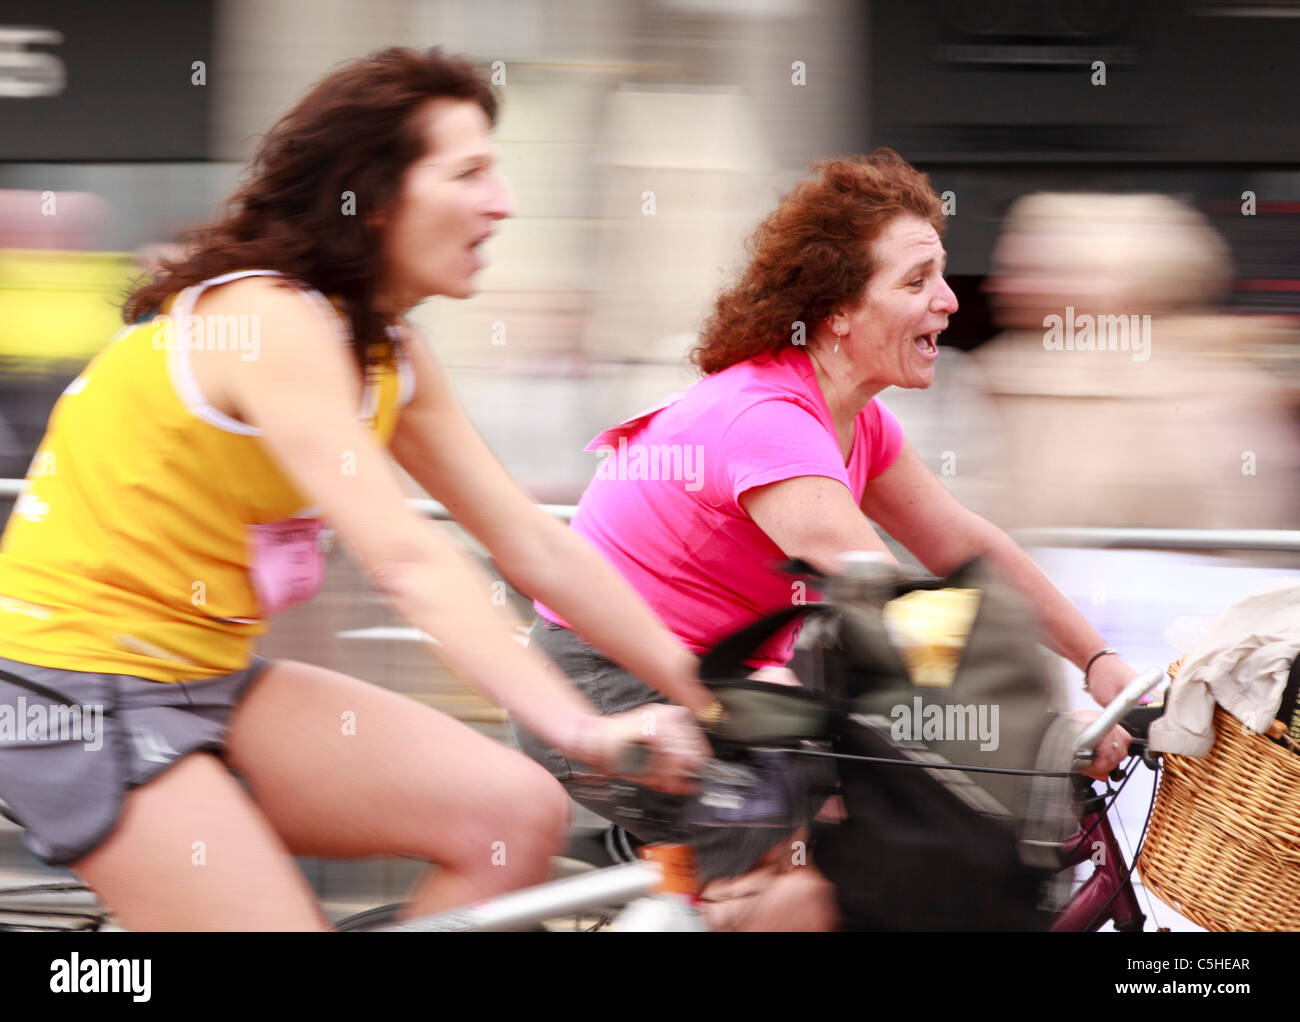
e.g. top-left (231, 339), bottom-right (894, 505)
top-left (0, 269), bottom-right (413, 681)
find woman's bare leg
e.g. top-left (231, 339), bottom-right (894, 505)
top-left (73, 752), bottom-right (329, 931)
top-left (223, 659), bottom-right (572, 918)
top-left (698, 863), bottom-right (840, 931)
top-left (695, 827), bottom-right (841, 931)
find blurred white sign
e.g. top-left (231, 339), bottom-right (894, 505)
top-left (0, 28), bottom-right (64, 98)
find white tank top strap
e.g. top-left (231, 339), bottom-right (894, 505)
top-left (172, 269), bottom-right (351, 346)
top-left (386, 323), bottom-right (416, 407)
top-left (163, 269), bottom-right (361, 435)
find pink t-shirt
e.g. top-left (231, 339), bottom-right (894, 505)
top-left (536, 346), bottom-right (905, 666)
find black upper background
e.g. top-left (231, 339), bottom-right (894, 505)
top-left (0, 0), bottom-right (213, 161)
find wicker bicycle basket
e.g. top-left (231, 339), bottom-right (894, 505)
top-left (1138, 661), bottom-right (1300, 931)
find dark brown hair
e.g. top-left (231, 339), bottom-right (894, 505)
top-left (125, 47), bottom-right (497, 368)
top-left (691, 149), bottom-right (945, 375)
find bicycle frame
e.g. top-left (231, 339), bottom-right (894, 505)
top-left (374, 678), bottom-right (1170, 933)
top-left (1050, 669), bottom-right (1167, 932)
top-left (376, 860), bottom-right (667, 932)
top-left (0, 673), bottom-right (1170, 932)
top-left (1052, 777), bottom-right (1147, 932)
top-left (1, 772), bottom-right (1157, 933)
top-left (0, 879), bottom-right (115, 932)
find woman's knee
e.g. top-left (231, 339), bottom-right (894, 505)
top-left (425, 752), bottom-right (571, 873)
top-left (502, 757), bottom-right (571, 845)
top-left (757, 866), bottom-right (840, 931)
top-left (698, 863), bottom-right (840, 931)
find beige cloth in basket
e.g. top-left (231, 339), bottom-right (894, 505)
top-left (1148, 579), bottom-right (1300, 757)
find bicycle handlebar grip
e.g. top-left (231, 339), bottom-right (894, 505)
top-left (612, 739), bottom-right (653, 777)
top-left (1074, 667), bottom-right (1166, 759)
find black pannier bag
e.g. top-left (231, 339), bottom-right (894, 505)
top-left (699, 556), bottom-right (1083, 931)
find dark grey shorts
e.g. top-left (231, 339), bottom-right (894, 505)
top-left (509, 619), bottom-right (804, 887)
top-left (0, 654), bottom-right (270, 866)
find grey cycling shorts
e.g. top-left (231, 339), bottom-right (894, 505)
top-left (509, 619), bottom-right (806, 887)
top-left (0, 654), bottom-right (270, 866)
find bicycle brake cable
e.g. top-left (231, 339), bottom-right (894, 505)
top-left (754, 745), bottom-right (1077, 778)
top-left (1067, 757), bottom-right (1140, 859)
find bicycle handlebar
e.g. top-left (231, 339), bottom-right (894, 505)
top-left (1071, 668), bottom-right (1166, 764)
top-left (611, 739), bottom-right (653, 776)
top-left (594, 739), bottom-right (762, 788)
top-left (614, 665), bottom-right (1168, 785)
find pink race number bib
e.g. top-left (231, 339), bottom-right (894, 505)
top-left (248, 518), bottom-right (326, 616)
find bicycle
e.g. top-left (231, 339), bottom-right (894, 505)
top-left (330, 666), bottom-right (1169, 931)
top-left (0, 667), bottom-right (1168, 932)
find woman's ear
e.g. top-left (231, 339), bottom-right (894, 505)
top-left (825, 308), bottom-right (850, 337)
top-left (366, 196), bottom-right (395, 235)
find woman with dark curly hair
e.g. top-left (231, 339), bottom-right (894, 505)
top-left (512, 149), bottom-right (1140, 929)
top-left (0, 47), bottom-right (713, 930)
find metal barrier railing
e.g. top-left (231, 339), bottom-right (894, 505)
top-left (406, 497), bottom-right (575, 524)
top-left (0, 478), bottom-right (576, 523)
top-left (2, 478), bottom-right (1297, 551)
top-left (1007, 527), bottom-right (1300, 553)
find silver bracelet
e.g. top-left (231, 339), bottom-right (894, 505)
top-left (1082, 647), bottom-right (1118, 691)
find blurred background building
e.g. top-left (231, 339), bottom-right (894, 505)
top-left (2, 0), bottom-right (1297, 512)
top-left (1, 0), bottom-right (1298, 926)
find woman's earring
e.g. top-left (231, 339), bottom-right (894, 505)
top-left (834, 331), bottom-right (844, 354)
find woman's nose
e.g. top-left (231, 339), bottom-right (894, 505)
top-left (487, 173), bottom-right (515, 219)
top-left (935, 275), bottom-right (959, 314)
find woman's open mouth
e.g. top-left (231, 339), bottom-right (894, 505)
top-left (913, 333), bottom-right (940, 361)
top-left (466, 230), bottom-right (495, 270)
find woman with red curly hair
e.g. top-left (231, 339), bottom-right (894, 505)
top-left (512, 149), bottom-right (1140, 929)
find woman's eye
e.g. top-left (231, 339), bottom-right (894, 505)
top-left (908, 279), bottom-right (925, 288)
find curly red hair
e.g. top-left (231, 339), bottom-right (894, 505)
top-left (692, 149), bottom-right (946, 375)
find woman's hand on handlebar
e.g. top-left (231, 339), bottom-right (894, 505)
top-left (1078, 655), bottom-right (1138, 777)
top-left (570, 704), bottom-right (711, 796)
top-left (1067, 710), bottom-right (1132, 780)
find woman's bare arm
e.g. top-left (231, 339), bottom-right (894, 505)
top-left (387, 326), bottom-right (715, 713)
top-left (194, 279), bottom-right (703, 782)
